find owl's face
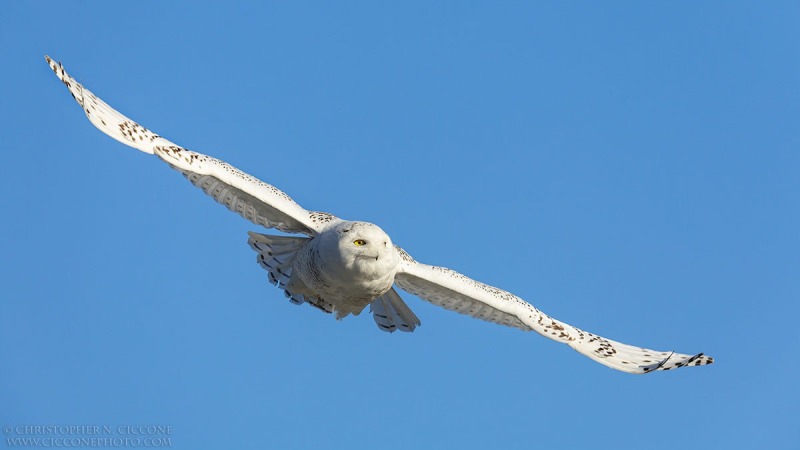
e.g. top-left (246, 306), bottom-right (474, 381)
top-left (337, 222), bottom-right (394, 263)
top-left (313, 221), bottom-right (400, 283)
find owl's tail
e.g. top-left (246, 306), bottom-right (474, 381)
top-left (370, 288), bottom-right (421, 333)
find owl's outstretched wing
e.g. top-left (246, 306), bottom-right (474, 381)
top-left (45, 56), bottom-right (337, 236)
top-left (393, 246), bottom-right (713, 374)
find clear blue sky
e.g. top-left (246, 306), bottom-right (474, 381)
top-left (2, 2), bottom-right (798, 449)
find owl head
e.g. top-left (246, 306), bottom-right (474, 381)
top-left (310, 221), bottom-right (398, 279)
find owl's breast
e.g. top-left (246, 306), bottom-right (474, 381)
top-left (291, 236), bottom-right (398, 313)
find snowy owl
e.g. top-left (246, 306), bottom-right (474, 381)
top-left (45, 56), bottom-right (714, 374)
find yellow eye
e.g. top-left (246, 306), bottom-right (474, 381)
top-left (353, 239), bottom-right (367, 246)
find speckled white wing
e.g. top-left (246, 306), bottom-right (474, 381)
top-left (393, 246), bottom-right (713, 374)
top-left (45, 56), bottom-right (338, 236)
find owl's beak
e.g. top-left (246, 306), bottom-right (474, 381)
top-left (358, 252), bottom-right (380, 261)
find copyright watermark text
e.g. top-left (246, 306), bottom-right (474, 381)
top-left (3, 425), bottom-right (172, 447)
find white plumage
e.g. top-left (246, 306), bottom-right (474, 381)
top-left (45, 56), bottom-right (714, 374)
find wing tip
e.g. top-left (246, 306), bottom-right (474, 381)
top-left (44, 55), bottom-right (64, 82)
top-left (638, 351), bottom-right (714, 374)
